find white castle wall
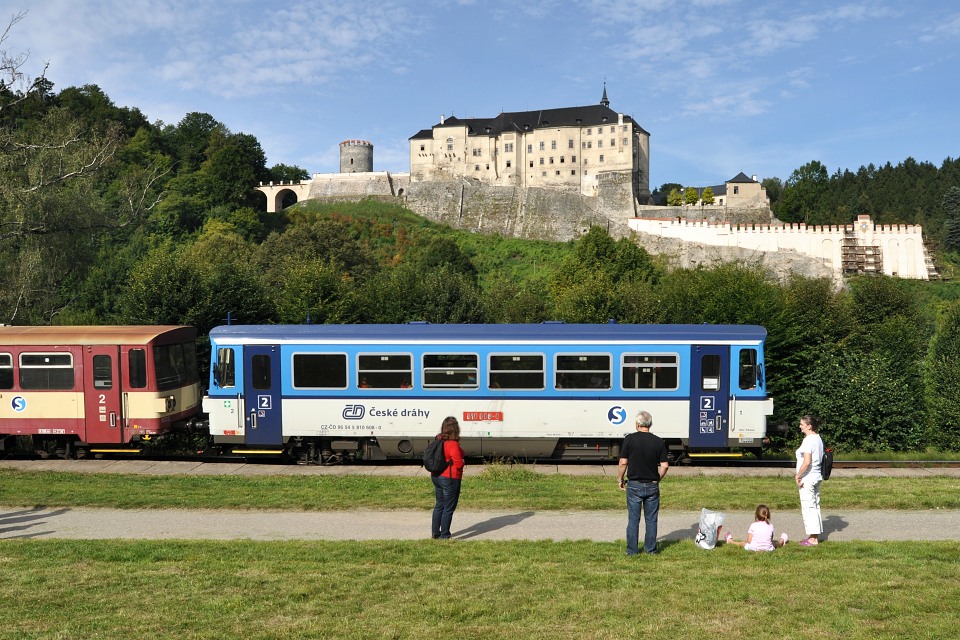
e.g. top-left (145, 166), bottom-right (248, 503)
top-left (629, 214), bottom-right (930, 280)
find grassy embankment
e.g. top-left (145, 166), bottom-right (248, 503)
top-left (2, 466), bottom-right (958, 639)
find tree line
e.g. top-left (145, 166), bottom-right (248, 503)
top-left (2, 24), bottom-right (960, 453)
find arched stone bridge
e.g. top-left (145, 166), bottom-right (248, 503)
top-left (255, 181), bottom-right (312, 213)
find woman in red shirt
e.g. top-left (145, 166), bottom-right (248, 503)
top-left (431, 416), bottom-right (465, 539)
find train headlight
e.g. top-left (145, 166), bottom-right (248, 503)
top-left (165, 396), bottom-right (177, 412)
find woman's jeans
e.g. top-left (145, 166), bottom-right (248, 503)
top-left (626, 480), bottom-right (660, 554)
top-left (432, 475), bottom-right (462, 539)
top-left (799, 480), bottom-right (823, 536)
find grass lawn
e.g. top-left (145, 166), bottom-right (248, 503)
top-left (1, 466), bottom-right (959, 511)
top-left (1, 538), bottom-right (957, 639)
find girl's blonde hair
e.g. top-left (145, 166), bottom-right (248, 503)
top-left (754, 504), bottom-right (771, 523)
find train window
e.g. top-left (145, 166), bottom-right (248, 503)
top-left (555, 354), bottom-right (610, 390)
top-left (251, 355), bottom-right (272, 390)
top-left (213, 348), bottom-right (235, 388)
top-left (739, 349), bottom-right (758, 390)
top-left (129, 349), bottom-right (147, 388)
top-left (489, 354), bottom-right (544, 390)
top-left (621, 354), bottom-right (679, 390)
top-left (423, 354), bottom-right (478, 389)
top-left (154, 344), bottom-right (188, 390)
top-left (701, 354), bottom-right (721, 391)
top-left (292, 353), bottom-right (346, 389)
top-left (358, 354), bottom-right (412, 389)
top-left (93, 355), bottom-right (112, 390)
top-left (0, 353), bottom-right (12, 390)
top-left (19, 353), bottom-right (74, 390)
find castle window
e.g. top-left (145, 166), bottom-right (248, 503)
top-left (610, 139), bottom-right (615, 147)
top-left (530, 161), bottom-right (534, 168)
top-left (420, 145), bottom-right (425, 151)
top-left (555, 170), bottom-right (560, 176)
top-left (486, 164), bottom-right (490, 170)
top-left (734, 186), bottom-right (739, 195)
top-left (610, 126), bottom-right (615, 132)
top-left (505, 143), bottom-right (514, 152)
top-left (527, 144), bottom-right (532, 153)
top-left (475, 165), bottom-right (479, 171)
top-left (571, 170), bottom-right (576, 175)
top-left (560, 156), bottom-right (565, 163)
top-left (587, 141), bottom-right (592, 149)
top-left (539, 158), bottom-right (544, 165)
top-left (623, 138), bottom-right (628, 146)
top-left (622, 125), bottom-right (627, 131)
top-left (506, 160), bottom-right (511, 168)
top-left (568, 140), bottom-right (574, 149)
top-left (582, 142), bottom-right (586, 150)
top-left (598, 140), bottom-right (603, 148)
top-left (549, 157), bottom-right (554, 164)
top-left (586, 128), bottom-right (592, 135)
top-left (446, 137), bottom-right (453, 151)
top-left (599, 155), bottom-right (605, 163)
top-left (542, 171), bottom-right (547, 177)
top-left (571, 155), bottom-right (576, 163)
top-left (551, 141), bottom-right (557, 150)
top-left (539, 141), bottom-right (545, 151)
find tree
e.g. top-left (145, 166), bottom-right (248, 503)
top-left (925, 302), bottom-right (960, 450)
top-left (942, 186), bottom-right (960, 251)
top-left (761, 176), bottom-right (783, 207)
top-left (269, 163), bottom-right (310, 183)
top-left (667, 188), bottom-right (683, 206)
top-left (776, 161), bottom-right (829, 223)
top-left (701, 187), bottom-right (715, 205)
top-left (684, 187), bottom-right (699, 205)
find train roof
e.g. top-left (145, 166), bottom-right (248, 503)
top-left (210, 323), bottom-right (767, 345)
top-left (0, 325), bottom-right (196, 346)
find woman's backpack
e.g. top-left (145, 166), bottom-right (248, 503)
top-left (423, 438), bottom-right (450, 475)
top-left (821, 448), bottom-right (834, 480)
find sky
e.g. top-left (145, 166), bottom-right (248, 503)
top-left (7, 0), bottom-right (960, 189)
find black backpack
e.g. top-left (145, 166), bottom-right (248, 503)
top-left (423, 438), bottom-right (450, 475)
top-left (821, 447), bottom-right (834, 480)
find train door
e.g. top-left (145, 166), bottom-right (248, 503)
top-left (83, 347), bottom-right (123, 444)
top-left (243, 345), bottom-right (283, 446)
top-left (688, 345), bottom-right (729, 449)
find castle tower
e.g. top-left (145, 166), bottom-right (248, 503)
top-left (340, 139), bottom-right (373, 173)
top-left (600, 81), bottom-right (609, 107)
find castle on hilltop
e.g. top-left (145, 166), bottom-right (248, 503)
top-left (253, 88), bottom-right (936, 282)
top-left (408, 84), bottom-right (650, 201)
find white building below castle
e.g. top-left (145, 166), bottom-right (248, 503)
top-left (629, 214), bottom-right (936, 280)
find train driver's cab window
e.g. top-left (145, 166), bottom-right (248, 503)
top-left (213, 348), bottom-right (236, 388)
top-left (423, 354), bottom-right (478, 389)
top-left (19, 353), bottom-right (74, 390)
top-left (92, 355), bottom-right (112, 390)
top-left (292, 353), bottom-right (346, 389)
top-left (489, 354), bottom-right (544, 390)
top-left (0, 354), bottom-right (12, 390)
top-left (701, 354), bottom-right (721, 391)
top-left (358, 354), bottom-right (412, 389)
top-left (129, 349), bottom-right (147, 388)
top-left (621, 354), bottom-right (678, 390)
top-left (555, 354), bottom-right (610, 390)
top-left (154, 344), bottom-right (187, 390)
top-left (738, 349), bottom-right (759, 390)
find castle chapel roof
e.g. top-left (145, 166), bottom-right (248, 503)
top-left (409, 104), bottom-right (649, 140)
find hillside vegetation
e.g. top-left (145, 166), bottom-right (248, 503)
top-left (2, 30), bottom-right (960, 454)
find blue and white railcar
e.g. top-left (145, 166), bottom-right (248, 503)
top-left (202, 323), bottom-right (773, 462)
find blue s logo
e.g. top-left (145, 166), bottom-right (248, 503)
top-left (12, 396), bottom-right (26, 412)
top-left (608, 406), bottom-right (627, 425)
top-left (342, 405), bottom-right (365, 420)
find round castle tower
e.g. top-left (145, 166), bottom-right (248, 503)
top-left (340, 139), bottom-right (373, 173)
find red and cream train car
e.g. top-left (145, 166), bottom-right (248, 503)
top-left (0, 326), bottom-right (202, 455)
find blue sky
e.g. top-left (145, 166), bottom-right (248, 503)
top-left (11, 0), bottom-right (960, 189)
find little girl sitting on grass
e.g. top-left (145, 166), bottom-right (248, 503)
top-left (725, 504), bottom-right (788, 551)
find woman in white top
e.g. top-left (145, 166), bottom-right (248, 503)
top-left (795, 415), bottom-right (824, 546)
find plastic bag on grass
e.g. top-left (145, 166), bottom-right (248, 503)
top-left (694, 508), bottom-right (726, 549)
